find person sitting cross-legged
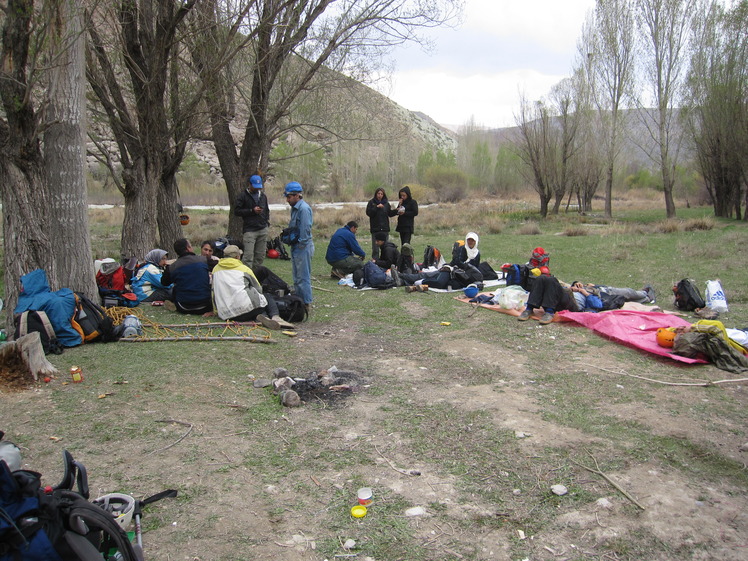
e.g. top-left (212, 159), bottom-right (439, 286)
top-left (161, 238), bottom-right (213, 315)
top-left (211, 245), bottom-right (294, 330)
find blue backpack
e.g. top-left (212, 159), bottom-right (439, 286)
top-left (0, 451), bottom-right (137, 561)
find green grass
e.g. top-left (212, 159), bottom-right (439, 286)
top-left (3, 202), bottom-right (748, 560)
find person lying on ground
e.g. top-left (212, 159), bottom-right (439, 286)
top-left (517, 274), bottom-right (582, 324)
top-left (161, 238), bottom-right (213, 316)
top-left (569, 282), bottom-right (655, 305)
top-left (451, 232), bottom-right (480, 269)
top-left (326, 220), bottom-right (366, 278)
top-left (372, 232), bottom-right (400, 271)
top-left (212, 245), bottom-right (294, 329)
top-left (519, 276), bottom-right (656, 325)
top-left (131, 249), bottom-right (173, 304)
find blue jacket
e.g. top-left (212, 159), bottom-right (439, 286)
top-left (326, 225), bottom-right (365, 263)
top-left (131, 262), bottom-right (171, 303)
top-left (161, 253), bottom-right (211, 305)
top-left (15, 269), bottom-right (82, 347)
top-left (289, 198), bottom-right (314, 247)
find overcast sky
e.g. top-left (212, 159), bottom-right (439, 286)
top-left (375, 0), bottom-right (596, 129)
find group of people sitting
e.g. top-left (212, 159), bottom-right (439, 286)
top-left (97, 238), bottom-right (295, 331)
top-left (324, 225), bottom-right (657, 322)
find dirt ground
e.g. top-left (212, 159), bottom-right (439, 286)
top-left (3, 303), bottom-right (748, 561)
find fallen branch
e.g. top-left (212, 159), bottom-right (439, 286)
top-left (148, 420), bottom-right (193, 455)
top-left (313, 285), bottom-right (335, 293)
top-left (580, 362), bottom-right (748, 387)
top-left (374, 443), bottom-right (420, 476)
top-left (571, 452), bottom-right (645, 511)
top-left (119, 335), bottom-right (276, 344)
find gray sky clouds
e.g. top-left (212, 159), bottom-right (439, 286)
top-left (376, 0), bottom-right (595, 129)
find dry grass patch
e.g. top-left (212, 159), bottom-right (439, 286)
top-left (683, 217), bottom-right (714, 231)
top-left (517, 222), bottom-right (541, 235)
top-left (563, 225), bottom-right (587, 237)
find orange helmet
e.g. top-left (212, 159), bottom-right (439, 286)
top-left (656, 328), bottom-right (677, 348)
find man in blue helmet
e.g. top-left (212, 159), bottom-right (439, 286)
top-left (234, 174), bottom-right (270, 270)
top-left (284, 181), bottom-right (314, 313)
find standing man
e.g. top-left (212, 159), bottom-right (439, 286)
top-left (325, 221), bottom-right (365, 278)
top-left (284, 181), bottom-right (314, 314)
top-left (234, 174), bottom-right (270, 270)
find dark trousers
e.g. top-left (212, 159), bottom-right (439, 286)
top-left (526, 276), bottom-right (576, 312)
top-left (399, 231), bottom-right (412, 246)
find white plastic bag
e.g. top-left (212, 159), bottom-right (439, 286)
top-left (705, 279), bottom-right (728, 313)
top-left (496, 286), bottom-right (529, 310)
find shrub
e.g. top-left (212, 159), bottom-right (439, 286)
top-left (518, 222), bottom-right (541, 235)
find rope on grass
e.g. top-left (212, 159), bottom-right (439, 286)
top-left (580, 362), bottom-right (748, 387)
top-left (104, 307), bottom-right (275, 343)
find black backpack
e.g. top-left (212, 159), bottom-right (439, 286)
top-left (266, 236), bottom-right (290, 260)
top-left (71, 293), bottom-right (117, 343)
top-left (397, 244), bottom-right (416, 274)
top-left (0, 450), bottom-right (137, 561)
top-left (478, 261), bottom-right (498, 281)
top-left (504, 264), bottom-right (534, 291)
top-left (254, 266), bottom-right (291, 298)
top-left (422, 245), bottom-right (442, 268)
top-left (275, 294), bottom-right (308, 323)
top-left (13, 310), bottom-right (63, 355)
top-left (673, 279), bottom-right (706, 311)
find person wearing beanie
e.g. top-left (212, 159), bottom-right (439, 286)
top-left (234, 174), bottom-right (270, 270)
top-left (372, 231), bottom-right (400, 271)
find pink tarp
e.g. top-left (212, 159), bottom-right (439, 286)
top-left (557, 309), bottom-right (707, 364)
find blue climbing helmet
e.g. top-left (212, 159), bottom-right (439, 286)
top-left (284, 181), bottom-right (303, 196)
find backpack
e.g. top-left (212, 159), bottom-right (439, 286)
top-left (98, 289), bottom-right (138, 309)
top-left (13, 310), bottom-right (64, 355)
top-left (673, 278), bottom-right (706, 311)
top-left (266, 236), bottom-right (290, 260)
top-left (362, 261), bottom-right (393, 289)
top-left (70, 293), bottom-right (117, 343)
top-left (255, 266), bottom-right (290, 298)
top-left (451, 264), bottom-right (483, 287)
top-left (504, 264), bottom-right (533, 291)
top-left (422, 245), bottom-right (443, 269)
top-left (0, 451), bottom-right (138, 561)
top-left (451, 241), bottom-right (464, 264)
top-left (280, 227), bottom-right (299, 246)
top-left (397, 244), bottom-right (416, 274)
top-left (95, 266), bottom-right (127, 292)
top-left (275, 294), bottom-right (308, 323)
top-left (478, 261), bottom-right (498, 281)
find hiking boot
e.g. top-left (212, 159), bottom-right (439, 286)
top-left (163, 300), bottom-right (177, 312)
top-left (272, 315), bottom-right (295, 330)
top-left (518, 308), bottom-right (533, 321)
top-left (330, 268), bottom-right (345, 279)
top-left (257, 314), bottom-right (280, 330)
top-left (539, 312), bottom-right (555, 325)
top-left (419, 284), bottom-right (429, 292)
top-left (390, 267), bottom-right (402, 287)
top-left (643, 284), bottom-right (656, 303)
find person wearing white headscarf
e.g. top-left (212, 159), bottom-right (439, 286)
top-left (131, 249), bottom-right (173, 303)
top-left (451, 232), bottom-right (480, 269)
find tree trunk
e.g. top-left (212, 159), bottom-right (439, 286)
top-left (157, 173), bottom-right (184, 251)
top-left (0, 162), bottom-right (55, 329)
top-left (44, 0), bottom-right (97, 300)
top-left (120, 161), bottom-right (160, 260)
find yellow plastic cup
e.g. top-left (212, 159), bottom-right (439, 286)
top-left (350, 505), bottom-right (367, 518)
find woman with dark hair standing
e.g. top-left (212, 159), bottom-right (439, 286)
top-left (365, 187), bottom-right (391, 260)
top-left (390, 186), bottom-right (418, 246)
